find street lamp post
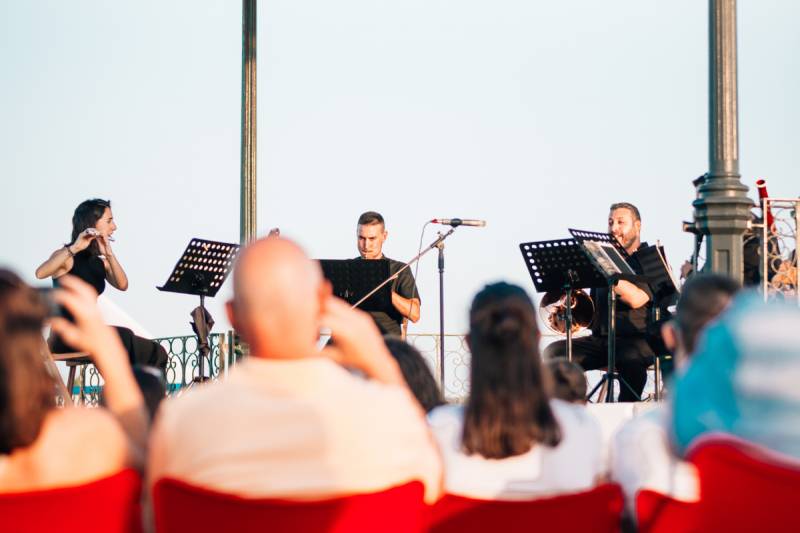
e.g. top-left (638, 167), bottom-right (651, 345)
top-left (693, 0), bottom-right (752, 282)
top-left (240, 0), bottom-right (257, 245)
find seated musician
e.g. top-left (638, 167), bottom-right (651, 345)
top-left (543, 202), bottom-right (654, 402)
top-left (355, 211), bottom-right (420, 336)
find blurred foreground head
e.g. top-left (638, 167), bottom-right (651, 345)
top-left (0, 269), bottom-right (55, 454)
top-left (545, 358), bottom-right (588, 404)
top-left (464, 282), bottom-right (561, 459)
top-left (384, 336), bottom-right (444, 413)
top-left (672, 293), bottom-right (800, 458)
top-left (664, 273), bottom-right (741, 366)
top-left (226, 237), bottom-right (327, 360)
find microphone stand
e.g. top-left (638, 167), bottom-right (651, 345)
top-left (436, 232), bottom-right (446, 386)
top-left (351, 228), bottom-right (457, 386)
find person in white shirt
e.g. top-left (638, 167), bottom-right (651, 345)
top-left (428, 282), bottom-right (602, 500)
top-left (610, 273), bottom-right (740, 513)
top-left (147, 237), bottom-right (442, 504)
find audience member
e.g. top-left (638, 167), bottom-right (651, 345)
top-left (0, 270), bottom-right (147, 492)
top-left (545, 358), bottom-right (587, 404)
top-left (427, 282), bottom-right (602, 500)
top-left (384, 336), bottom-right (445, 413)
top-left (147, 238), bottom-right (442, 504)
top-left (611, 273), bottom-right (740, 512)
top-left (672, 291), bottom-right (800, 459)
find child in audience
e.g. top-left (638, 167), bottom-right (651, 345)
top-left (428, 282), bottom-right (602, 499)
top-left (546, 358), bottom-right (587, 404)
top-left (384, 336), bottom-right (445, 413)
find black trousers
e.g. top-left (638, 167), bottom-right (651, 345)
top-left (543, 335), bottom-right (654, 402)
top-left (52, 326), bottom-right (168, 373)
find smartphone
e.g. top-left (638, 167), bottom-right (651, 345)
top-left (36, 287), bottom-right (64, 318)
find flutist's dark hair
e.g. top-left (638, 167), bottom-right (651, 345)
top-left (357, 211), bottom-right (384, 228)
top-left (609, 202), bottom-right (641, 222)
top-left (71, 199), bottom-right (111, 256)
top-left (462, 282), bottom-right (561, 459)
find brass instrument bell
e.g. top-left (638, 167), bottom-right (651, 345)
top-left (539, 289), bottom-right (595, 335)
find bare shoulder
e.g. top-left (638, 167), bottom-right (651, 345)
top-left (39, 408), bottom-right (129, 470)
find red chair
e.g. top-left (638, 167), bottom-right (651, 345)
top-left (636, 489), bottom-right (698, 533)
top-left (153, 478), bottom-right (426, 533)
top-left (0, 468), bottom-right (142, 533)
top-left (427, 483), bottom-right (624, 533)
top-left (687, 434), bottom-right (800, 532)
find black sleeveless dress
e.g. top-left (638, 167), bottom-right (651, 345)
top-left (51, 250), bottom-right (168, 372)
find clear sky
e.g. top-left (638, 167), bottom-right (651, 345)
top-left (2, 1), bottom-right (798, 338)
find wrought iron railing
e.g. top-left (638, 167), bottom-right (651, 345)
top-left (159, 332), bottom-right (235, 393)
top-left (406, 334), bottom-right (469, 402)
top-left (68, 331), bottom-right (237, 405)
top-left (69, 331), bottom-right (587, 405)
top-left (761, 198), bottom-right (799, 303)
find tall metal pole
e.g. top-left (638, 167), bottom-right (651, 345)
top-left (240, 0), bottom-right (257, 244)
top-left (693, 0), bottom-right (752, 282)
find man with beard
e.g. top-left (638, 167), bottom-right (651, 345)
top-left (544, 202), bottom-right (654, 401)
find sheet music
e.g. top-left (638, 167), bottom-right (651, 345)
top-left (582, 240), bottom-right (636, 278)
top-left (655, 240), bottom-right (682, 294)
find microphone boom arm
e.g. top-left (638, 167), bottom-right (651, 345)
top-left (350, 228), bottom-right (456, 310)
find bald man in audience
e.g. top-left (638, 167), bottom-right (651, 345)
top-left (147, 238), bottom-right (442, 503)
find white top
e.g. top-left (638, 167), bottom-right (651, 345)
top-left (610, 406), bottom-right (699, 512)
top-left (148, 356), bottom-right (442, 503)
top-left (427, 400), bottom-right (603, 500)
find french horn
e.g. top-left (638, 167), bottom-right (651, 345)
top-left (539, 289), bottom-right (595, 335)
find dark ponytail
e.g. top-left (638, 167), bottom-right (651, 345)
top-left (462, 282), bottom-right (561, 459)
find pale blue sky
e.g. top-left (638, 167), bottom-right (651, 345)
top-left (2, 1), bottom-right (798, 337)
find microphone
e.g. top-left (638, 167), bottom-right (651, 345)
top-left (431, 218), bottom-right (486, 227)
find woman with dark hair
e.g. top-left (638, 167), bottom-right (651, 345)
top-left (0, 270), bottom-right (147, 491)
top-left (428, 282), bottom-right (602, 499)
top-left (384, 336), bottom-right (445, 413)
top-left (36, 199), bottom-right (167, 371)
top-left (36, 199), bottom-right (127, 291)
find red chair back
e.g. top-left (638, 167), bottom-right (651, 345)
top-left (153, 478), bottom-right (426, 533)
top-left (0, 468), bottom-right (142, 533)
top-left (427, 483), bottom-right (623, 533)
top-left (636, 489), bottom-right (698, 533)
top-left (687, 435), bottom-right (800, 532)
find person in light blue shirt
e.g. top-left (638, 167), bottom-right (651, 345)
top-left (672, 292), bottom-right (800, 460)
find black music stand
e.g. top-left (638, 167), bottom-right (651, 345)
top-left (570, 229), bottom-right (644, 402)
top-left (341, 230), bottom-right (457, 386)
top-left (519, 239), bottom-right (606, 361)
top-left (319, 259), bottom-right (393, 313)
top-left (158, 238), bottom-right (240, 383)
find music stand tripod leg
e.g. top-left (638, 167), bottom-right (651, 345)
top-left (195, 294), bottom-right (209, 384)
top-left (606, 281), bottom-right (617, 402)
top-left (563, 269), bottom-right (580, 363)
top-left (564, 285), bottom-right (573, 362)
top-left (587, 374), bottom-right (609, 403)
top-left (603, 281), bottom-right (643, 402)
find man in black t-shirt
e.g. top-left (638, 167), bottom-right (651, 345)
top-left (356, 211), bottom-right (421, 337)
top-left (543, 202), bottom-right (654, 401)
